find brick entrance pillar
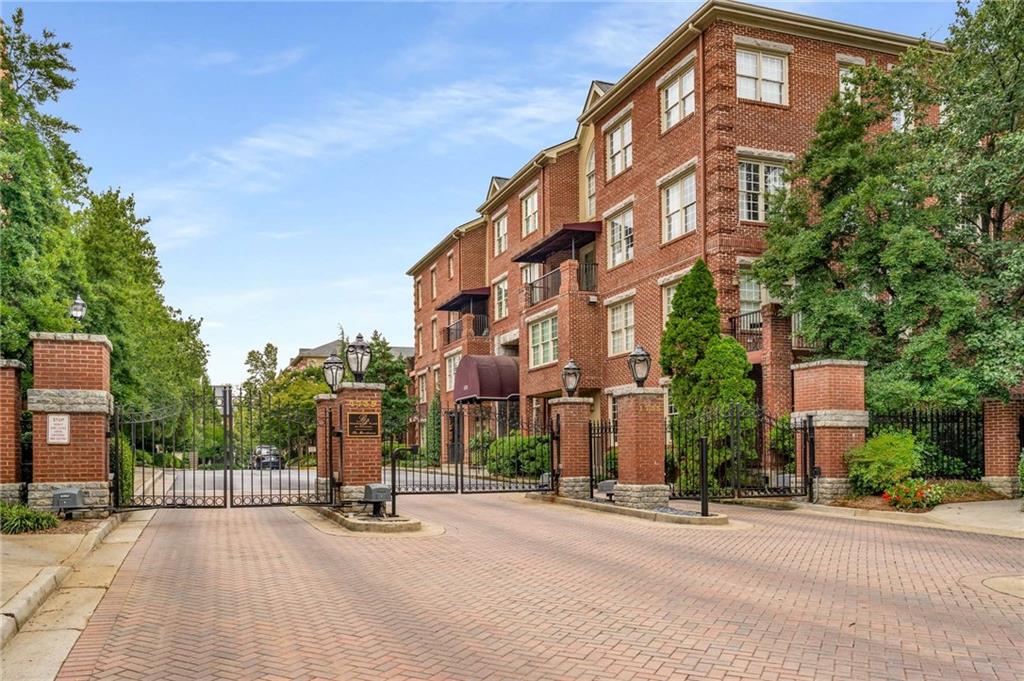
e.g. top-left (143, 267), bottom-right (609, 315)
top-left (610, 387), bottom-right (669, 509)
top-left (760, 303), bottom-right (793, 417)
top-left (314, 393), bottom-right (339, 500)
top-left (26, 332), bottom-right (113, 516)
top-left (1, 359), bottom-right (26, 504)
top-left (335, 382), bottom-right (384, 502)
top-left (791, 359), bottom-right (868, 503)
top-left (981, 391), bottom-right (1023, 497)
top-left (548, 397), bottom-right (593, 499)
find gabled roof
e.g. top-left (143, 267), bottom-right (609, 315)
top-left (476, 138), bottom-right (577, 215)
top-left (406, 216), bottom-right (486, 276)
top-left (289, 341), bottom-right (414, 366)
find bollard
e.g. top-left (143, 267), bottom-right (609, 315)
top-left (699, 436), bottom-right (709, 517)
top-left (389, 435), bottom-right (398, 517)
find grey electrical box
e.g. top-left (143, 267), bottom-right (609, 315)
top-left (539, 472), bottom-right (552, 489)
top-left (597, 479), bottom-right (617, 499)
top-left (362, 484), bottom-right (391, 503)
top-left (53, 487), bottom-right (84, 510)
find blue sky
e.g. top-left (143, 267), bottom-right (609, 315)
top-left (17, 1), bottom-right (957, 384)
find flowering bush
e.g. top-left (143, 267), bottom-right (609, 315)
top-left (882, 478), bottom-right (943, 511)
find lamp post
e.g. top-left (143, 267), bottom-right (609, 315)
top-left (626, 346), bottom-right (652, 388)
top-left (561, 359), bottom-right (582, 397)
top-left (69, 294), bottom-right (86, 322)
top-left (346, 333), bottom-right (372, 382)
top-left (322, 353), bottom-right (344, 393)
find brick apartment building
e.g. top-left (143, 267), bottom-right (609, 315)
top-left (407, 0), bottom-right (938, 442)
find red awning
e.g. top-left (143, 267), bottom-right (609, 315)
top-left (453, 355), bottom-right (520, 403)
top-left (512, 222), bottom-right (601, 263)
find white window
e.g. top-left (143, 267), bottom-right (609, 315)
top-left (415, 278), bottom-right (422, 310)
top-left (663, 283), bottom-right (679, 325)
top-left (662, 67), bottom-right (695, 129)
top-left (528, 316), bottom-right (558, 368)
top-left (522, 190), bottom-right (539, 237)
top-left (608, 300), bottom-right (635, 356)
top-left (839, 65), bottom-right (859, 100)
top-left (736, 49), bottom-right (787, 105)
top-left (418, 375), bottom-right (427, 403)
top-left (494, 278), bottom-right (508, 320)
top-left (494, 214), bottom-right (508, 255)
top-left (609, 396), bottom-right (619, 443)
top-left (607, 207), bottom-right (634, 268)
top-left (521, 262), bottom-right (541, 285)
top-left (738, 160), bottom-right (784, 222)
top-left (606, 117), bottom-right (633, 178)
top-left (430, 319), bottom-right (437, 350)
top-left (433, 367), bottom-right (441, 393)
top-left (445, 353), bottom-right (461, 392)
top-left (447, 254), bottom-right (454, 279)
top-left (430, 268), bottom-right (437, 299)
top-left (662, 172), bottom-right (697, 242)
top-left (739, 270), bottom-right (762, 316)
top-left (585, 147), bottom-right (597, 217)
top-left (416, 327), bottom-right (423, 357)
top-left (892, 106), bottom-right (911, 132)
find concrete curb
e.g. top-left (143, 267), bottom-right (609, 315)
top-left (526, 493), bottom-right (729, 525)
top-left (1, 512), bottom-right (122, 649)
top-left (312, 506), bottom-right (423, 533)
top-left (790, 502), bottom-right (1024, 539)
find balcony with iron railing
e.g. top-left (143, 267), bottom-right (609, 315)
top-left (527, 261), bottom-right (599, 307)
top-left (728, 308), bottom-right (817, 353)
top-left (443, 313), bottom-right (489, 346)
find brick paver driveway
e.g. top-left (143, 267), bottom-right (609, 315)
top-left (57, 496), bottom-right (1023, 681)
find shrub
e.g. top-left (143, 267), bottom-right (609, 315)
top-left (845, 429), bottom-right (920, 495)
top-left (485, 432), bottom-right (551, 477)
top-left (883, 478), bottom-right (943, 511)
top-left (1, 503), bottom-right (60, 534)
top-left (912, 439), bottom-right (967, 479)
top-left (469, 428), bottom-right (495, 457)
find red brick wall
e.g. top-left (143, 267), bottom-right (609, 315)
top-left (459, 227), bottom-right (487, 291)
top-left (548, 399), bottom-right (592, 479)
top-left (31, 412), bottom-right (108, 482)
top-left (0, 366), bottom-right (22, 483)
top-left (983, 398), bottom-right (1023, 478)
top-left (793, 362), bottom-right (865, 412)
top-left (33, 339), bottom-right (111, 391)
top-left (315, 397), bottom-right (339, 479)
top-left (615, 391), bottom-right (665, 485)
top-left (338, 387), bottom-right (383, 487)
top-left (761, 304), bottom-right (793, 415)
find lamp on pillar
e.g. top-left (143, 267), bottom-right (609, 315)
top-left (69, 294), bottom-right (87, 322)
top-left (322, 353), bottom-right (344, 393)
top-left (561, 359), bottom-right (582, 397)
top-left (346, 333), bottom-right (372, 382)
top-left (626, 346), bottom-right (651, 388)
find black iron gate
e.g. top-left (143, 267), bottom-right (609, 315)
top-left (385, 403), bottom-right (557, 494)
top-left (589, 403), bottom-right (813, 500)
top-left (110, 384), bottom-right (332, 508)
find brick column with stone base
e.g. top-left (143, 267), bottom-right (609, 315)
top-left (611, 386), bottom-right (669, 510)
top-left (791, 359), bottom-right (868, 503)
top-left (334, 382), bottom-right (384, 503)
top-left (1, 359), bottom-right (26, 505)
top-left (549, 397), bottom-right (593, 499)
top-left (26, 332), bottom-right (114, 517)
top-left (314, 393), bottom-right (339, 499)
top-left (981, 392), bottom-right (1023, 497)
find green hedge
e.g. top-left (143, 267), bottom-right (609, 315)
top-left (1, 503), bottom-right (59, 534)
top-left (484, 432), bottom-right (551, 477)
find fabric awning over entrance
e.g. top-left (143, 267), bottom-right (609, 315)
top-left (453, 355), bottom-right (520, 403)
top-left (436, 288), bottom-right (490, 312)
top-left (512, 222), bottom-right (601, 263)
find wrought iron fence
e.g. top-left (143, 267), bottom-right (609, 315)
top-left (729, 311), bottom-right (763, 351)
top-left (868, 408), bottom-right (983, 480)
top-left (19, 411), bottom-right (32, 503)
top-left (578, 263), bottom-right (598, 292)
top-left (588, 421), bottom-right (617, 493)
top-left (528, 269), bottom-right (561, 306)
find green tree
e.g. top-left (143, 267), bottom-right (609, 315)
top-left (660, 259), bottom-right (754, 414)
top-left (423, 393), bottom-right (442, 463)
top-left (364, 331), bottom-right (414, 441)
top-left (243, 343), bottom-right (279, 396)
top-left (755, 0), bottom-right (1023, 410)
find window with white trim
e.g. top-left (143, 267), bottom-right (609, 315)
top-left (418, 375), bottom-right (427, 403)
top-left (528, 316), bottom-right (558, 368)
top-left (431, 319), bottom-right (437, 350)
top-left (607, 207), bottom-right (634, 267)
top-left (662, 283), bottom-right (679, 326)
top-left (521, 262), bottom-right (541, 285)
top-left (662, 172), bottom-right (697, 242)
top-left (839, 65), bottom-right (859, 100)
top-left (609, 396), bottom-right (619, 444)
top-left (739, 269), bottom-right (762, 316)
top-left (445, 352), bottom-right (461, 392)
top-left (738, 160), bottom-right (784, 221)
top-left (736, 49), bottom-right (787, 104)
top-left (606, 117), bottom-right (633, 178)
top-left (433, 367), bottom-right (441, 393)
top-left (494, 278), bottom-right (508, 320)
top-left (430, 268), bottom-right (437, 299)
top-left (608, 300), bottom-right (635, 356)
top-left (416, 327), bottom-right (423, 357)
top-left (522, 190), bottom-right (539, 237)
top-left (662, 66), bottom-right (695, 129)
top-left (415, 278), bottom-right (422, 310)
top-left (494, 213), bottom-right (508, 255)
top-left (585, 146), bottom-right (597, 217)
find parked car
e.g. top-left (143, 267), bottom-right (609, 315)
top-left (251, 445), bottom-right (283, 470)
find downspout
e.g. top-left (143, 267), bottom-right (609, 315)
top-left (697, 23), bottom-right (708, 263)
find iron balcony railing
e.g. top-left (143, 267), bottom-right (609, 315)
top-left (443, 319), bottom-right (463, 345)
top-left (528, 269), bottom-right (561, 307)
top-left (443, 315), bottom-right (489, 345)
top-left (472, 314), bottom-right (489, 338)
top-left (729, 310), bottom-right (763, 351)
top-left (578, 263), bottom-right (597, 292)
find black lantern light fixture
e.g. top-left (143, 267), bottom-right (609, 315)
top-left (627, 345), bottom-right (652, 388)
top-left (345, 333), bottom-right (372, 382)
top-left (69, 294), bottom-right (87, 322)
top-left (322, 353), bottom-right (344, 393)
top-left (561, 359), bottom-right (582, 397)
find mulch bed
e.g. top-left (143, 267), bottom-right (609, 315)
top-left (29, 518), bottom-right (103, 535)
top-left (831, 479), bottom-right (1006, 514)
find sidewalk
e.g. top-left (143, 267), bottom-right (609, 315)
top-left (1, 510), bottom-right (154, 681)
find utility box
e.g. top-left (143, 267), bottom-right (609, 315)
top-left (363, 483), bottom-right (391, 503)
top-left (53, 487), bottom-right (84, 511)
top-left (597, 479), bottom-right (617, 499)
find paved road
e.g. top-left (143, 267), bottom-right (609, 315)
top-left (57, 497), bottom-right (1023, 680)
top-left (129, 468), bottom-right (322, 503)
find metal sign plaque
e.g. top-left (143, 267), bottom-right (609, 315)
top-left (47, 413), bottom-right (71, 445)
top-left (347, 412), bottom-right (380, 437)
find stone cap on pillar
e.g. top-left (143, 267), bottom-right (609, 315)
top-left (338, 382), bottom-right (386, 391)
top-left (791, 359), bottom-right (867, 371)
top-left (0, 359), bottom-right (26, 370)
top-left (549, 397), bottom-right (594, 406)
top-left (606, 386), bottom-right (665, 398)
top-left (314, 393), bottom-right (338, 402)
top-left (791, 410), bottom-right (868, 428)
top-left (30, 332), bottom-right (113, 352)
top-left (27, 388), bottom-right (113, 414)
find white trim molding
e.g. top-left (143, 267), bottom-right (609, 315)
top-left (733, 34), bottom-right (795, 54)
top-left (791, 410), bottom-right (869, 428)
top-left (603, 288), bottom-right (637, 307)
top-left (655, 156), bottom-right (699, 187)
top-left (518, 179), bottom-right (540, 199)
top-left (602, 194), bottom-right (636, 219)
top-left (524, 305), bottom-right (558, 324)
top-left (657, 267), bottom-right (692, 286)
top-left (736, 146), bottom-right (796, 162)
top-left (655, 50), bottom-right (698, 89)
top-left (443, 347), bottom-right (463, 359)
top-left (491, 271), bottom-right (509, 285)
top-left (836, 53), bottom-right (867, 66)
top-left (601, 101), bottom-right (634, 134)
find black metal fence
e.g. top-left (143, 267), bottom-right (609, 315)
top-left (588, 421), bottom-right (617, 488)
top-left (19, 411), bottom-right (32, 504)
top-left (868, 408), bottom-right (984, 480)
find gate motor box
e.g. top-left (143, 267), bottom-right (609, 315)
top-left (53, 487), bottom-right (84, 513)
top-left (363, 484), bottom-right (392, 503)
